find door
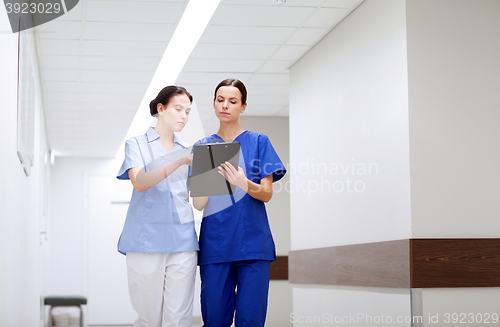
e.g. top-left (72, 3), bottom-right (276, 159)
top-left (87, 174), bottom-right (136, 324)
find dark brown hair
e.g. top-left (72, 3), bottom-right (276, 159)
top-left (149, 85), bottom-right (193, 116)
top-left (214, 78), bottom-right (247, 105)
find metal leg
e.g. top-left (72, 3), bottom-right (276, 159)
top-left (410, 288), bottom-right (423, 327)
top-left (48, 306), bottom-right (53, 327)
top-left (79, 305), bottom-right (83, 327)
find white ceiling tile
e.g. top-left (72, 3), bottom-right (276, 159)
top-left (322, 0), bottom-right (364, 9)
top-left (258, 60), bottom-right (293, 73)
top-left (284, 0), bottom-right (323, 5)
top-left (78, 82), bottom-right (148, 94)
top-left (44, 104), bottom-right (80, 113)
top-left (44, 81), bottom-right (78, 92)
top-left (222, 0), bottom-right (322, 6)
top-left (176, 84), bottom-right (216, 97)
top-left (199, 26), bottom-right (295, 45)
top-left (176, 72), bottom-right (253, 86)
top-left (191, 44), bottom-right (279, 60)
top-left (84, 22), bottom-right (175, 42)
top-left (45, 110), bottom-right (77, 121)
top-left (44, 92), bottom-right (78, 103)
top-left (211, 5), bottom-right (314, 27)
top-left (85, 1), bottom-right (184, 24)
top-left (271, 45), bottom-right (309, 60)
top-left (246, 84), bottom-right (289, 97)
top-left (36, 21), bottom-right (81, 39)
top-left (43, 69), bottom-right (79, 81)
top-left (77, 92), bottom-right (143, 104)
top-left (54, 1), bottom-right (83, 21)
top-left (80, 70), bottom-right (154, 83)
top-left (76, 111), bottom-right (121, 122)
top-left (241, 105), bottom-right (285, 116)
top-left (286, 27), bottom-right (327, 45)
top-left (82, 40), bottom-right (167, 57)
top-left (183, 59), bottom-right (265, 73)
top-left (302, 7), bottom-right (348, 28)
top-left (248, 95), bottom-right (288, 106)
top-left (39, 39), bottom-right (81, 55)
top-left (80, 56), bottom-right (160, 71)
top-left (246, 73), bottom-right (289, 85)
top-left (40, 55), bottom-right (79, 69)
top-left (104, 0), bottom-right (185, 2)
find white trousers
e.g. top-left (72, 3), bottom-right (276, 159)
top-left (126, 251), bottom-right (197, 327)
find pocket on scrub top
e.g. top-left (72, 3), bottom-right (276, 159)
top-left (243, 214), bottom-right (273, 253)
top-left (142, 187), bottom-right (174, 223)
top-left (199, 218), bottom-right (221, 259)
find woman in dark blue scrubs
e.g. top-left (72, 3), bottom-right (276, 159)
top-left (192, 79), bottom-right (286, 327)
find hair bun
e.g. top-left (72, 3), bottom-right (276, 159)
top-left (149, 99), bottom-right (158, 116)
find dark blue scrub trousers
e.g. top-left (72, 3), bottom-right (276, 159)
top-left (200, 260), bottom-right (271, 327)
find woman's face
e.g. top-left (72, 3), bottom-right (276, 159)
top-left (157, 93), bottom-right (191, 132)
top-left (214, 86), bottom-right (247, 122)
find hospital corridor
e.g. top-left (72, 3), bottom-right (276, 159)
top-left (1, 0), bottom-right (500, 326)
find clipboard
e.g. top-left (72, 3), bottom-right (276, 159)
top-left (189, 142), bottom-right (241, 197)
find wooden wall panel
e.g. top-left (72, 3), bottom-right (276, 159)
top-left (270, 256), bottom-right (288, 280)
top-left (410, 239), bottom-right (500, 288)
top-left (289, 240), bottom-right (410, 288)
top-left (289, 238), bottom-right (500, 288)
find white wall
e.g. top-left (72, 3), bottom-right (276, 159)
top-left (407, 0), bottom-right (500, 238)
top-left (0, 6), bottom-right (51, 326)
top-left (288, 0), bottom-right (411, 325)
top-left (293, 286), bottom-right (411, 326)
top-left (406, 1), bottom-right (500, 325)
top-left (290, 0), bottom-right (411, 251)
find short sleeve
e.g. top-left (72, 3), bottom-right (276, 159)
top-left (117, 138), bottom-right (144, 180)
top-left (258, 134), bottom-right (287, 182)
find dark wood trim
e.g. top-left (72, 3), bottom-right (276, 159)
top-left (270, 256), bottom-right (288, 280)
top-left (289, 238), bottom-right (500, 288)
top-left (289, 240), bottom-right (410, 288)
top-left (410, 239), bottom-right (500, 288)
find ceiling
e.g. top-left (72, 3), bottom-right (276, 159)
top-left (34, 0), bottom-right (363, 158)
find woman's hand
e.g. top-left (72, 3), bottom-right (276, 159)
top-left (178, 154), bottom-right (193, 166)
top-left (218, 162), bottom-right (248, 192)
top-left (218, 162), bottom-right (274, 202)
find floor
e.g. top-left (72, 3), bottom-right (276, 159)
top-left (89, 324), bottom-right (202, 327)
top-left (88, 317), bottom-right (203, 327)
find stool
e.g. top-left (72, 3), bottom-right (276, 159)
top-left (44, 296), bottom-right (87, 327)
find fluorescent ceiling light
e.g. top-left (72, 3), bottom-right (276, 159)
top-left (116, 0), bottom-right (221, 158)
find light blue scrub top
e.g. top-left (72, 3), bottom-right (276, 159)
top-left (116, 127), bottom-right (199, 255)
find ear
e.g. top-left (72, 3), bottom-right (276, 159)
top-left (157, 102), bottom-right (164, 115)
top-left (240, 103), bottom-right (247, 113)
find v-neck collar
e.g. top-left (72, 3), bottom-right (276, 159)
top-left (214, 130), bottom-right (248, 143)
top-left (146, 127), bottom-right (189, 156)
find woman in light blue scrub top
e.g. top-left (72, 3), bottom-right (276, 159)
top-left (117, 86), bottom-right (199, 327)
top-left (192, 79), bottom-right (286, 327)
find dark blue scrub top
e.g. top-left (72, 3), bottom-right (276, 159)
top-left (193, 131), bottom-right (286, 265)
